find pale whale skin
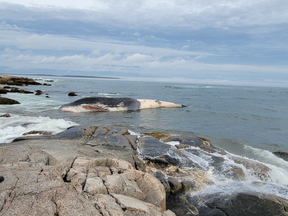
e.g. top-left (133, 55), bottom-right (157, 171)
top-left (59, 97), bottom-right (184, 113)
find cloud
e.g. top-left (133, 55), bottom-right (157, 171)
top-left (0, 22), bottom-right (211, 57)
top-left (1, 0), bottom-right (288, 29)
top-left (1, 47), bottom-right (287, 79)
top-left (0, 0), bottom-right (288, 85)
top-left (123, 53), bottom-right (154, 63)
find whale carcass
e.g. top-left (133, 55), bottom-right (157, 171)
top-left (59, 97), bottom-right (184, 113)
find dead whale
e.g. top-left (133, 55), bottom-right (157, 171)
top-left (59, 97), bottom-right (184, 113)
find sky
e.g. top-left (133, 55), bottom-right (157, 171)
top-left (0, 0), bottom-right (288, 86)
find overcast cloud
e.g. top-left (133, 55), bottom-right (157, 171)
top-left (0, 0), bottom-right (288, 86)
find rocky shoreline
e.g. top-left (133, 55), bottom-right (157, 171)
top-left (0, 74), bottom-right (42, 86)
top-left (0, 74), bottom-right (50, 105)
top-left (0, 125), bottom-right (288, 216)
top-left (1, 74), bottom-right (288, 215)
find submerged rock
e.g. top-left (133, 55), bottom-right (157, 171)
top-left (273, 151), bottom-right (288, 162)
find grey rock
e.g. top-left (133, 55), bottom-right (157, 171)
top-left (187, 192), bottom-right (288, 216)
top-left (273, 151), bottom-right (288, 162)
top-left (0, 113), bottom-right (10, 117)
top-left (138, 136), bottom-right (171, 157)
top-left (0, 136), bottom-right (174, 215)
top-left (168, 177), bottom-right (182, 194)
top-left (0, 97), bottom-right (20, 105)
top-left (68, 92), bottom-right (77, 96)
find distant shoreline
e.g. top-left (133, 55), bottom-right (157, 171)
top-left (12, 73), bottom-right (120, 80)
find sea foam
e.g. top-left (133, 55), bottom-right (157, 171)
top-left (0, 114), bottom-right (77, 143)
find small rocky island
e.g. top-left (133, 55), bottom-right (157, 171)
top-left (0, 74), bottom-right (47, 105)
top-left (0, 74), bottom-right (42, 86)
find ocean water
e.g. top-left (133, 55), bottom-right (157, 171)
top-left (1, 75), bottom-right (288, 199)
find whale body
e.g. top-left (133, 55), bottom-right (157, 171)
top-left (59, 97), bottom-right (184, 113)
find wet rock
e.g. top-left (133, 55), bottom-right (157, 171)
top-left (4, 87), bottom-right (33, 94)
top-left (68, 92), bottom-right (78, 96)
top-left (144, 132), bottom-right (171, 140)
top-left (0, 87), bottom-right (7, 94)
top-left (164, 135), bottom-right (226, 155)
top-left (144, 157), bottom-right (170, 167)
top-left (22, 130), bottom-right (53, 136)
top-left (155, 171), bottom-right (170, 193)
top-left (0, 97), bottom-right (20, 105)
top-left (138, 136), bottom-right (171, 157)
top-left (175, 144), bottom-right (191, 149)
top-left (35, 90), bottom-right (43, 95)
top-left (54, 125), bottom-right (84, 139)
top-left (167, 195), bottom-right (199, 216)
top-left (18, 89), bottom-right (33, 94)
top-left (0, 75), bottom-right (42, 86)
top-left (0, 113), bottom-right (10, 117)
top-left (168, 177), bottom-right (182, 194)
top-left (273, 151), bottom-right (288, 162)
top-left (9, 87), bottom-right (20, 92)
top-left (208, 155), bottom-right (246, 181)
top-left (187, 192), bottom-right (288, 216)
top-left (231, 156), bottom-right (272, 181)
top-left (181, 178), bottom-right (196, 192)
top-left (163, 148), bottom-right (202, 169)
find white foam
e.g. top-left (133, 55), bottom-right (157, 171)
top-left (128, 129), bottom-right (140, 136)
top-left (244, 145), bottom-right (288, 169)
top-left (98, 93), bottom-right (121, 96)
top-left (166, 143), bottom-right (288, 199)
top-left (165, 141), bottom-right (180, 146)
top-left (179, 145), bottom-right (288, 200)
top-left (0, 115), bottom-right (77, 143)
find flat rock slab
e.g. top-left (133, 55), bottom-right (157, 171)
top-left (138, 136), bottom-right (171, 157)
top-left (0, 135), bottom-right (174, 215)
